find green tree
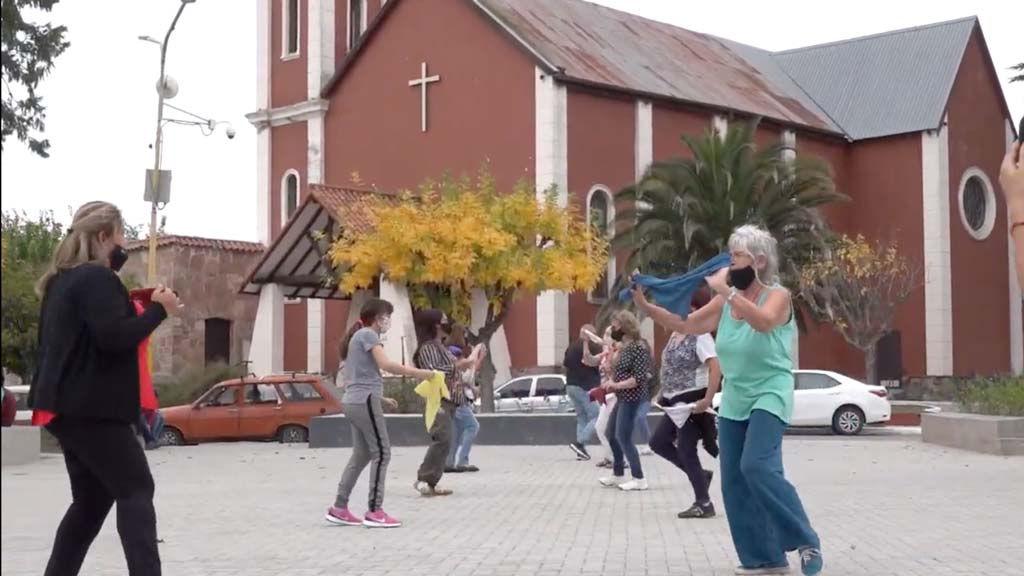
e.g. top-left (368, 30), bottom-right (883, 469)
top-left (1, 0), bottom-right (70, 157)
top-left (1, 210), bottom-right (63, 378)
top-left (609, 120), bottom-right (846, 321)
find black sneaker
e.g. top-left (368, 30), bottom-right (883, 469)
top-left (677, 502), bottom-right (716, 519)
top-left (569, 442), bottom-right (591, 460)
top-left (444, 466), bottom-right (463, 474)
top-left (456, 464), bottom-right (480, 473)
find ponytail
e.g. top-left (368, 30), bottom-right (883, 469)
top-left (339, 299), bottom-right (393, 361)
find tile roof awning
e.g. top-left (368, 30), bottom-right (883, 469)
top-left (240, 184), bottom-right (397, 300)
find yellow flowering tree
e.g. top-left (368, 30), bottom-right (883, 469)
top-left (798, 234), bottom-right (921, 384)
top-left (328, 172), bottom-right (609, 411)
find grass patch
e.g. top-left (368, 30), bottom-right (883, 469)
top-left (955, 375), bottom-right (1024, 417)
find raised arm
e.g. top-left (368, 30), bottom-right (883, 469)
top-left (632, 286), bottom-right (724, 335)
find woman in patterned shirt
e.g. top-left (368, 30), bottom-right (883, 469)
top-left (648, 288), bottom-right (722, 519)
top-left (412, 309), bottom-right (484, 497)
top-left (598, 310), bottom-right (654, 491)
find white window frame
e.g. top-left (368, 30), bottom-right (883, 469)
top-left (957, 167), bottom-right (997, 241)
top-left (281, 169), bottom-right (300, 228)
top-left (347, 0), bottom-right (368, 51)
top-left (586, 185), bottom-right (616, 304)
top-left (281, 0), bottom-right (301, 60)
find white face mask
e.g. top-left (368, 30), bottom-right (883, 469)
top-left (378, 316), bottom-right (392, 334)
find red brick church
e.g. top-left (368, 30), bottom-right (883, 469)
top-left (243, 0), bottom-right (1020, 385)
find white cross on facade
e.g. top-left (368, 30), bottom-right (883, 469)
top-left (408, 61), bottom-right (440, 133)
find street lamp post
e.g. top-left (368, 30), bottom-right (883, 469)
top-left (145, 0), bottom-right (195, 285)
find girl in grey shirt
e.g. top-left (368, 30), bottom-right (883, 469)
top-left (325, 298), bottom-right (436, 529)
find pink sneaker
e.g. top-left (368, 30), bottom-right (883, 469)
top-left (363, 509), bottom-right (402, 528)
top-left (325, 506), bottom-right (362, 526)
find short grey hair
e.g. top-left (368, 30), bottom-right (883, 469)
top-left (728, 224), bottom-right (780, 285)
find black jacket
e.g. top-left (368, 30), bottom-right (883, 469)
top-left (29, 264), bottom-right (167, 424)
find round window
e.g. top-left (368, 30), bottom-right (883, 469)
top-left (957, 169), bottom-right (996, 241)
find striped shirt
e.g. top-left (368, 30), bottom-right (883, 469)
top-left (414, 340), bottom-right (464, 405)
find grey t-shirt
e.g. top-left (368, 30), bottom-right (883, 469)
top-left (341, 327), bottom-right (384, 404)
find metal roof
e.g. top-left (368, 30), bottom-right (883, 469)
top-left (476, 0), bottom-right (839, 133)
top-left (240, 185), bottom-right (398, 300)
top-left (772, 17), bottom-right (977, 141)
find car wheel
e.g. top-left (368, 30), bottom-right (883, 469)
top-left (160, 427), bottom-right (185, 446)
top-left (832, 406), bottom-right (865, 435)
top-left (278, 425), bottom-right (308, 444)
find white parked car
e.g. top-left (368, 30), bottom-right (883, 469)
top-left (712, 370), bottom-right (891, 435)
top-left (482, 374), bottom-right (572, 413)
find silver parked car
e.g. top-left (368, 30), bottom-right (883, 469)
top-left (480, 374), bottom-right (572, 413)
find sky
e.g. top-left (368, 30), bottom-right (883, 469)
top-left (1, 0), bottom-right (1021, 243)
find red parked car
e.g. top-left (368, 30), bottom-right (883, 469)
top-left (161, 374), bottom-right (341, 445)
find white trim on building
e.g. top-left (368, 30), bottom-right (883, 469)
top-left (281, 0), bottom-right (301, 60)
top-left (307, 0), bottom-right (336, 98)
top-left (280, 169), bottom-right (301, 228)
top-left (585, 184), bottom-right (615, 305)
top-left (635, 99), bottom-right (655, 349)
top-left (534, 66), bottom-right (569, 367)
top-left (956, 167), bottom-right (998, 241)
top-left (1006, 120), bottom-right (1023, 374)
top-left (921, 122), bottom-right (953, 376)
top-left (247, 99), bottom-right (330, 129)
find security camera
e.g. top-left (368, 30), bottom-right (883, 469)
top-left (225, 126), bottom-right (237, 140)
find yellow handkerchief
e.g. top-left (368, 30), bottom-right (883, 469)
top-left (414, 372), bottom-right (449, 431)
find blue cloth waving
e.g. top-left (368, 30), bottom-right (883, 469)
top-left (618, 253), bottom-right (732, 319)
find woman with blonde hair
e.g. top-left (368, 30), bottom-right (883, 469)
top-left (597, 310), bottom-right (654, 491)
top-left (634, 224), bottom-right (822, 576)
top-left (29, 201), bottom-right (181, 576)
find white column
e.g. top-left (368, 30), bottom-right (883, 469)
top-left (307, 0), bottom-right (336, 97)
top-left (1007, 120), bottom-right (1024, 374)
top-left (347, 290), bottom-right (370, 327)
top-left (249, 284), bottom-right (285, 376)
top-left (921, 121), bottom-right (953, 376)
top-left (634, 99), bottom-right (656, 347)
top-left (534, 66), bottom-right (569, 366)
top-left (471, 290), bottom-right (512, 385)
top-left (378, 278), bottom-right (417, 367)
top-left (712, 115), bottom-right (728, 140)
top-left (306, 299), bottom-right (325, 373)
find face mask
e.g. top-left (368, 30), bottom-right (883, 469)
top-left (378, 316), bottom-right (392, 334)
top-left (610, 327), bottom-right (625, 342)
top-left (728, 265), bottom-right (757, 290)
top-left (109, 245), bottom-right (129, 272)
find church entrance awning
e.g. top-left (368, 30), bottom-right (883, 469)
top-left (241, 184), bottom-right (396, 300)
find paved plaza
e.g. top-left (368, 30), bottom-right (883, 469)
top-left (2, 432), bottom-right (1022, 576)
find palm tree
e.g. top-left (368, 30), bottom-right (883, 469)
top-left (605, 119), bottom-right (847, 321)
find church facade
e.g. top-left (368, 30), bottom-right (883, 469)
top-left (244, 0), bottom-right (1021, 384)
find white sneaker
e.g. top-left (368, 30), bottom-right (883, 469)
top-left (734, 565), bottom-right (790, 575)
top-left (598, 475), bottom-right (627, 487)
top-left (639, 446), bottom-right (654, 456)
top-left (618, 478), bottom-right (649, 491)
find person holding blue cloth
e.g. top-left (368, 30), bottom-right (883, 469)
top-left (632, 224), bottom-right (822, 576)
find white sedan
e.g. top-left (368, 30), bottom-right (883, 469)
top-left (482, 374), bottom-right (573, 413)
top-left (713, 370), bottom-right (891, 435)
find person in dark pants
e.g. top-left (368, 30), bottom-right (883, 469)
top-left (563, 323), bottom-right (602, 460)
top-left (28, 201), bottom-right (181, 576)
top-left (412, 309), bottom-right (483, 496)
top-left (648, 288), bottom-right (723, 519)
top-left (598, 310), bottom-right (654, 492)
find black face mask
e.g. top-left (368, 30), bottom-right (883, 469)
top-left (109, 245), bottom-right (129, 272)
top-left (610, 327), bottom-right (625, 342)
top-left (728, 265), bottom-right (757, 290)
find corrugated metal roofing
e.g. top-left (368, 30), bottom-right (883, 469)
top-left (476, 0), bottom-right (839, 133)
top-left (772, 17), bottom-right (977, 140)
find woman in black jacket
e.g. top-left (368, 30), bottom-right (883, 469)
top-left (29, 201), bottom-right (180, 576)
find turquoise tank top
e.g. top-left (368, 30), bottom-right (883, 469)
top-left (716, 288), bottom-right (795, 424)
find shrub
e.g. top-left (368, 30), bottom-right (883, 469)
top-left (154, 362), bottom-right (245, 408)
top-left (383, 376), bottom-right (424, 414)
top-left (955, 375), bottom-right (1024, 417)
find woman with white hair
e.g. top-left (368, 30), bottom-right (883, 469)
top-left (633, 224), bottom-right (822, 576)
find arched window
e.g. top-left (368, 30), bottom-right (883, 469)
top-left (587, 185), bottom-right (615, 302)
top-left (282, 170), bottom-right (300, 225)
top-left (348, 0), bottom-right (367, 50)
